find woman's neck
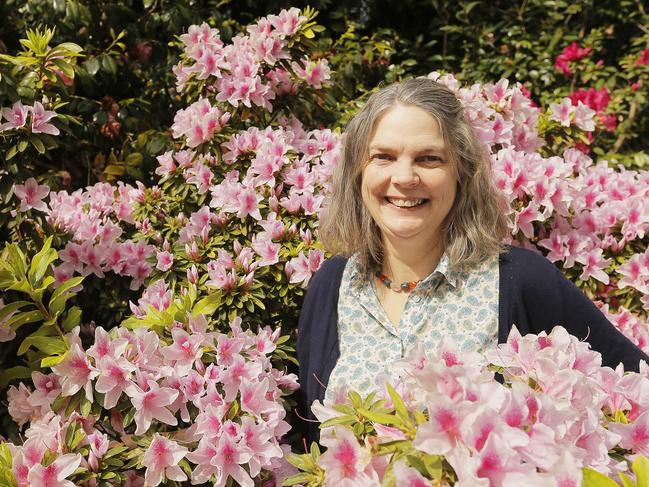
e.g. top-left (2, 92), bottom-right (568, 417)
top-left (381, 237), bottom-right (444, 283)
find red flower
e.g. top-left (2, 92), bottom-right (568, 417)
top-left (568, 87), bottom-right (610, 113)
top-left (636, 48), bottom-right (649, 66)
top-left (554, 42), bottom-right (592, 76)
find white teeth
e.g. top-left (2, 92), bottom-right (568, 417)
top-left (387, 198), bottom-right (424, 208)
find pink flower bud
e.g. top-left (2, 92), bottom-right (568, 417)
top-left (187, 264), bottom-right (199, 284)
top-left (300, 228), bottom-right (313, 246)
top-left (200, 225), bottom-right (210, 243)
top-left (243, 271), bottom-right (255, 288)
top-left (186, 241), bottom-right (200, 260)
top-left (269, 195), bottom-right (279, 212)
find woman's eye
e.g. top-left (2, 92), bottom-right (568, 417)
top-left (371, 153), bottom-right (393, 161)
top-left (419, 155), bottom-right (442, 164)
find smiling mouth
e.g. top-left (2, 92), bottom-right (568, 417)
top-left (385, 197), bottom-right (428, 208)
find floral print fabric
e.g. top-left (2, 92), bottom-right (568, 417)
top-left (326, 253), bottom-right (499, 399)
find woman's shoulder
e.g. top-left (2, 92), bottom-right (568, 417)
top-left (309, 255), bottom-right (348, 288)
top-left (499, 245), bottom-right (561, 280)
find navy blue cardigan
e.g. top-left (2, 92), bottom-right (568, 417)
top-left (296, 247), bottom-right (649, 442)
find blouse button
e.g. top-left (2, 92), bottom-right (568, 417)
top-left (412, 294), bottom-right (422, 304)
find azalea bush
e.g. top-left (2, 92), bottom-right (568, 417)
top-left (2, 7), bottom-right (339, 334)
top-left (0, 300), bottom-right (298, 486)
top-left (285, 325), bottom-right (649, 486)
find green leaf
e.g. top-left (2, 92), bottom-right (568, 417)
top-left (385, 382), bottom-right (408, 417)
top-left (319, 415), bottom-right (357, 429)
top-left (6, 244), bottom-right (26, 277)
top-left (101, 55), bottom-right (117, 75)
top-left (357, 408), bottom-right (401, 426)
top-left (41, 353), bottom-right (68, 368)
top-left (61, 306), bottom-right (81, 331)
top-left (283, 472), bottom-right (313, 486)
top-left (30, 136), bottom-right (46, 154)
top-left (0, 365), bottom-right (32, 386)
top-left (28, 236), bottom-right (56, 287)
top-left (6, 145), bottom-right (18, 160)
top-left (84, 57), bottom-right (100, 75)
top-left (104, 445), bottom-right (129, 459)
top-left (51, 58), bottom-right (75, 78)
top-left (634, 456), bottom-right (649, 487)
top-left (7, 309), bottom-right (45, 331)
top-left (619, 472), bottom-right (635, 487)
top-left (192, 292), bottom-right (222, 317)
top-left (582, 468), bottom-right (619, 487)
top-left (18, 334), bottom-right (68, 356)
top-left (80, 396), bottom-right (91, 417)
top-left (49, 276), bottom-right (84, 306)
top-left (0, 300), bottom-right (33, 322)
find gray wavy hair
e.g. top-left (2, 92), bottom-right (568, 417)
top-left (319, 77), bottom-right (509, 271)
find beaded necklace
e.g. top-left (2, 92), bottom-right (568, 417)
top-left (375, 271), bottom-right (422, 293)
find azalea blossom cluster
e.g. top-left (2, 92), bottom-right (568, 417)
top-left (301, 326), bottom-right (649, 486)
top-left (172, 8), bottom-right (331, 110)
top-left (430, 71), bottom-right (649, 352)
top-left (554, 41), bottom-right (592, 77)
top-left (9, 9), bottom-right (340, 305)
top-left (0, 100), bottom-right (60, 135)
top-left (5, 313), bottom-right (298, 486)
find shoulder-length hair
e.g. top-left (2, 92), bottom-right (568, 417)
top-left (319, 77), bottom-right (509, 272)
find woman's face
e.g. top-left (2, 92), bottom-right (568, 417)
top-left (361, 104), bottom-right (457, 250)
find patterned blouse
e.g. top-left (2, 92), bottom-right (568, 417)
top-left (325, 253), bottom-right (499, 400)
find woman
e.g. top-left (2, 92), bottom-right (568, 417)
top-left (296, 77), bottom-right (648, 440)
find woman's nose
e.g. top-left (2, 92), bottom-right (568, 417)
top-left (391, 159), bottom-right (419, 186)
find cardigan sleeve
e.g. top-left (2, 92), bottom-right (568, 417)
top-left (501, 246), bottom-right (649, 371)
top-left (295, 256), bottom-right (347, 445)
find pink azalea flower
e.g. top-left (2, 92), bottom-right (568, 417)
top-left (576, 247), bottom-right (611, 284)
top-left (27, 372), bottom-right (61, 413)
top-left (268, 7), bottom-right (305, 36)
top-left (392, 461), bottom-right (429, 487)
top-left (0, 100), bottom-right (29, 131)
top-left (52, 343), bottom-right (98, 401)
top-left (236, 187), bottom-right (263, 220)
top-left (318, 426), bottom-right (380, 486)
top-left (30, 101), bottom-right (60, 135)
top-left (155, 250), bottom-right (174, 271)
top-left (186, 437), bottom-right (220, 483)
top-left (142, 434), bottom-right (188, 486)
top-left (155, 151), bottom-right (176, 176)
top-left (126, 380), bottom-right (179, 435)
top-left (161, 327), bottom-right (204, 373)
top-left (210, 432), bottom-right (255, 487)
top-left (413, 395), bottom-right (464, 455)
top-left (184, 162), bottom-right (213, 194)
top-left (609, 410), bottom-right (649, 455)
top-left (239, 378), bottom-right (279, 416)
top-left (572, 101), bottom-right (596, 131)
top-left (86, 430), bottom-right (109, 471)
top-left (27, 453), bottom-right (81, 487)
top-left (7, 383), bottom-right (38, 426)
top-left (549, 98), bottom-right (574, 127)
top-left (251, 238), bottom-right (280, 266)
top-left (513, 202), bottom-right (542, 239)
top-left (95, 353), bottom-right (136, 409)
top-left (13, 178), bottom-right (50, 212)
